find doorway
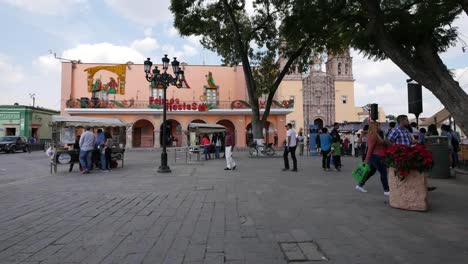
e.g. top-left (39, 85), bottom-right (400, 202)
top-left (6, 128), bottom-right (16, 136)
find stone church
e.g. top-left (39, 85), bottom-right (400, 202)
top-left (276, 49), bottom-right (385, 131)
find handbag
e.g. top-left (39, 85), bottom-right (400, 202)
top-left (352, 162), bottom-right (371, 184)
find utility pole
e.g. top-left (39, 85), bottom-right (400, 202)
top-left (29, 93), bottom-right (36, 107)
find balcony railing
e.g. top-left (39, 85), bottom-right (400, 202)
top-left (66, 98), bottom-right (294, 110)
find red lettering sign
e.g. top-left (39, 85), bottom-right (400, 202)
top-left (149, 96), bottom-right (207, 112)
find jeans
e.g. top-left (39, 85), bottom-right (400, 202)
top-left (360, 154), bottom-right (389, 192)
top-left (79, 149), bottom-right (93, 171)
top-left (105, 148), bottom-right (112, 170)
top-left (321, 150), bottom-right (331, 169)
top-left (215, 146), bottom-right (221, 159)
top-left (298, 143), bottom-right (304, 156)
top-left (333, 155), bottom-right (341, 169)
top-left (361, 143), bottom-right (367, 162)
top-left (283, 146), bottom-right (297, 170)
top-left (203, 146), bottom-right (210, 160)
top-left (100, 148), bottom-right (106, 170)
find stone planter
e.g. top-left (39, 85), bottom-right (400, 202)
top-left (389, 168), bottom-right (429, 212)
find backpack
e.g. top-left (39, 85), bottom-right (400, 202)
top-left (451, 133), bottom-right (460, 152)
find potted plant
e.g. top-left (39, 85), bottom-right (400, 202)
top-left (384, 144), bottom-right (434, 211)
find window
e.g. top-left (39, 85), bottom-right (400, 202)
top-left (152, 88), bottom-right (163, 98)
top-left (342, 95), bottom-right (347, 104)
top-left (345, 63), bottom-right (349, 75)
top-left (338, 63), bottom-right (342, 75)
top-left (95, 90), bottom-right (108, 100)
top-left (205, 88), bottom-right (217, 105)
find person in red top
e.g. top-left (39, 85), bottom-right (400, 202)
top-left (201, 134), bottom-right (211, 160)
top-left (355, 122), bottom-right (389, 195)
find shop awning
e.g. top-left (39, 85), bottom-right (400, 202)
top-left (51, 115), bottom-right (126, 127)
top-left (188, 123), bottom-right (226, 133)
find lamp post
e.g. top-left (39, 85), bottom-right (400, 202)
top-left (144, 55), bottom-right (184, 173)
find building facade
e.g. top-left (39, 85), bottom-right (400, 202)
top-left (60, 62), bottom-right (293, 148)
top-left (279, 49), bottom-right (386, 131)
top-left (0, 105), bottom-right (59, 140)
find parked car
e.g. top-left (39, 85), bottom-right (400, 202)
top-left (0, 136), bottom-right (29, 153)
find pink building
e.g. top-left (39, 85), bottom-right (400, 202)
top-left (60, 62), bottom-right (293, 148)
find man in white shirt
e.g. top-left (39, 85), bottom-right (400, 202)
top-left (79, 127), bottom-right (96, 174)
top-left (282, 123), bottom-right (298, 172)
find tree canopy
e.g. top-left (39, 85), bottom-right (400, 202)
top-left (284, 0), bottom-right (468, 134)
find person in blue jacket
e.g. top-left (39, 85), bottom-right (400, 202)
top-left (319, 127), bottom-right (333, 171)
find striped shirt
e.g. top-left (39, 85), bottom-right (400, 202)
top-left (387, 126), bottom-right (412, 146)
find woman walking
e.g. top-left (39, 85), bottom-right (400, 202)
top-left (355, 122), bottom-right (389, 195)
top-left (201, 134), bottom-right (211, 160)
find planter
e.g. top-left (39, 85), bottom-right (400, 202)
top-left (389, 168), bottom-right (429, 212)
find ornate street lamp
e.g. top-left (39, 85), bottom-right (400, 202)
top-left (144, 55), bottom-right (185, 173)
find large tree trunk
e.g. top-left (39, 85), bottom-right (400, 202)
top-left (462, 0), bottom-right (468, 15)
top-left (221, 0), bottom-right (263, 143)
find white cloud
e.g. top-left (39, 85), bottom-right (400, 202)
top-left (62, 43), bottom-right (146, 63)
top-left (33, 54), bottom-right (61, 74)
top-left (182, 45), bottom-right (198, 57)
top-left (186, 35), bottom-right (203, 47)
top-left (131, 37), bottom-right (159, 54)
top-left (103, 0), bottom-right (172, 25)
top-left (0, 54), bottom-right (25, 84)
top-left (0, 0), bottom-right (88, 15)
top-left (144, 27), bottom-right (153, 37)
top-left (167, 26), bottom-right (179, 37)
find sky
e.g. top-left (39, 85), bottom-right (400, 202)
top-left (0, 0), bottom-right (467, 119)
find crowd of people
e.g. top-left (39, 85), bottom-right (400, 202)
top-left (78, 127), bottom-right (113, 174)
top-left (199, 129), bottom-right (237, 171)
top-left (281, 116), bottom-right (463, 195)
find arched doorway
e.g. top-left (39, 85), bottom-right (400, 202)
top-left (245, 121), bottom-right (276, 146)
top-left (160, 119), bottom-right (182, 147)
top-left (133, 119), bottom-right (154, 148)
top-left (314, 118), bottom-right (324, 129)
top-left (216, 119), bottom-right (235, 132)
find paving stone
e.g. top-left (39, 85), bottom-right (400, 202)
top-left (297, 242), bottom-right (328, 261)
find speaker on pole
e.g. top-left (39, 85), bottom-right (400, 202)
top-left (370, 103), bottom-right (379, 121)
top-left (407, 82), bottom-right (423, 116)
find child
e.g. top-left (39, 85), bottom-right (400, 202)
top-left (330, 138), bottom-right (342, 171)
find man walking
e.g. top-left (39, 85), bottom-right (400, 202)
top-left (330, 122), bottom-right (341, 142)
top-left (282, 123), bottom-right (298, 172)
top-left (79, 127), bottom-right (96, 174)
top-left (224, 129), bottom-right (236, 170)
top-left (96, 129), bottom-right (108, 172)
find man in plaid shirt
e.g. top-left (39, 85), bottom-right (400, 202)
top-left (386, 115), bottom-right (413, 146)
top-left (386, 114), bottom-right (436, 191)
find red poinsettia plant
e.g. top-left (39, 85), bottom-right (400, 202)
top-left (383, 144), bottom-right (434, 180)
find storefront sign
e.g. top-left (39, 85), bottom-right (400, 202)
top-left (149, 97), bottom-right (208, 112)
top-left (0, 113), bottom-right (20, 120)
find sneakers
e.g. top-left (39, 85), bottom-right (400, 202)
top-left (384, 191), bottom-right (390, 196)
top-left (355, 185), bottom-right (368, 193)
top-left (101, 170), bottom-right (109, 173)
top-left (232, 166), bottom-right (237, 170)
top-left (282, 168), bottom-right (290, 171)
top-left (224, 168), bottom-right (231, 170)
top-left (291, 168), bottom-right (298, 172)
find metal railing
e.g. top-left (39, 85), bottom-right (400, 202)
top-left (66, 99), bottom-right (295, 110)
top-left (163, 145), bottom-right (202, 164)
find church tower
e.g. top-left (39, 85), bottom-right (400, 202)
top-left (302, 54), bottom-right (335, 128)
top-left (326, 49), bottom-right (358, 122)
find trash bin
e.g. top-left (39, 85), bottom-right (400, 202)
top-left (426, 136), bottom-right (450, 178)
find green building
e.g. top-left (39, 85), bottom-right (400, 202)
top-left (0, 105), bottom-right (59, 140)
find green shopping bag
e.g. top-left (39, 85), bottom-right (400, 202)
top-left (352, 162), bottom-right (371, 184)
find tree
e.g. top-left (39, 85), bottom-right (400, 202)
top-left (170, 0), bottom-right (318, 143)
top-left (462, 0), bottom-right (468, 15)
top-left (386, 115), bottom-right (397, 121)
top-left (286, 0), bottom-right (468, 135)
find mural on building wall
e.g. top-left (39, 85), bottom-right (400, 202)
top-left (84, 64), bottom-right (127, 94)
top-left (205, 72), bottom-right (217, 89)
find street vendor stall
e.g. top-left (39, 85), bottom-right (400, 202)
top-left (49, 115), bottom-right (127, 174)
top-left (187, 123), bottom-right (226, 146)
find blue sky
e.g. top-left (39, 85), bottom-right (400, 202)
top-left (0, 0), bottom-right (467, 118)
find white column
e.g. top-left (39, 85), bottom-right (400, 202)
top-left (154, 129), bottom-right (160, 148)
top-left (125, 126), bottom-right (133, 150)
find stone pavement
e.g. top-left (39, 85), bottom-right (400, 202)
top-left (0, 151), bottom-right (467, 264)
